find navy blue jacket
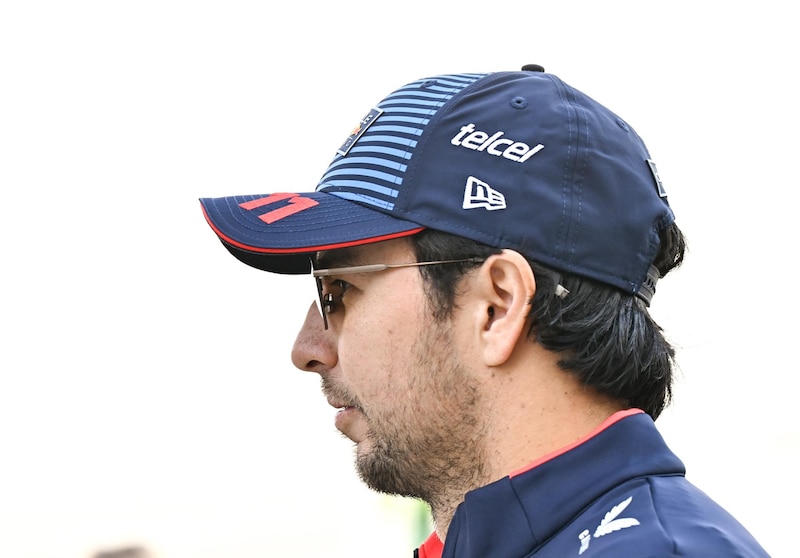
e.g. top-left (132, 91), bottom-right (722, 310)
top-left (416, 410), bottom-right (768, 557)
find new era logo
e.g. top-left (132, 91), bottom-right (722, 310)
top-left (463, 176), bottom-right (506, 211)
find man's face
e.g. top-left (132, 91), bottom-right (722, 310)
top-left (291, 238), bottom-right (487, 503)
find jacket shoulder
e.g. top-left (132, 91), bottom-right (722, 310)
top-left (535, 476), bottom-right (769, 557)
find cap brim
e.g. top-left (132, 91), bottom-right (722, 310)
top-left (200, 191), bottom-right (425, 274)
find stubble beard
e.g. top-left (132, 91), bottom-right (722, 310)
top-left (355, 318), bottom-right (488, 511)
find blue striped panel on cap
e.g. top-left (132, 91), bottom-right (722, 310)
top-left (317, 73), bottom-right (487, 211)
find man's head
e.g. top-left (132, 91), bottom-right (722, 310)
top-left (200, 65), bottom-right (685, 501)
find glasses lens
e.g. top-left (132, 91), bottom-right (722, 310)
top-left (314, 276), bottom-right (329, 330)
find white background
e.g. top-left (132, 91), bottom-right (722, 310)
top-left (1, 1), bottom-right (797, 557)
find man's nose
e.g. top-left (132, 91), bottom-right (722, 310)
top-left (291, 302), bottom-right (337, 373)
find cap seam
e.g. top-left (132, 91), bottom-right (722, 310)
top-left (393, 72), bottom-right (498, 211)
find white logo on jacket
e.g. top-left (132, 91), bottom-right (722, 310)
top-left (578, 496), bottom-right (641, 555)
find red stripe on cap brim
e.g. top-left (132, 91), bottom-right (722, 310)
top-left (200, 202), bottom-right (425, 255)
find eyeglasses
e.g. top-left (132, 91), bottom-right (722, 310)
top-left (312, 257), bottom-right (483, 329)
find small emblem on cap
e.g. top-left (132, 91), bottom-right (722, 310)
top-left (647, 159), bottom-right (668, 198)
top-left (337, 107), bottom-right (384, 156)
top-left (463, 176), bottom-right (506, 211)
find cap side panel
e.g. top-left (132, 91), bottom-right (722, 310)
top-left (317, 73), bottom-right (488, 213)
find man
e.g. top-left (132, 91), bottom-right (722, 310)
top-left (199, 65), bottom-right (768, 557)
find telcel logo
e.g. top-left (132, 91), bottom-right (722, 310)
top-left (451, 123), bottom-right (544, 163)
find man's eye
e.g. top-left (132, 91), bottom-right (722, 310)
top-left (332, 279), bottom-right (351, 295)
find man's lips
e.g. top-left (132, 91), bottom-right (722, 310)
top-left (326, 398), bottom-right (363, 436)
top-left (335, 406), bottom-right (360, 434)
top-left (326, 398), bottom-right (357, 411)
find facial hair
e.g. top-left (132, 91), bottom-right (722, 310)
top-left (352, 318), bottom-right (488, 509)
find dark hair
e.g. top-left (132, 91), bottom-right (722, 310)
top-left (409, 223), bottom-right (687, 419)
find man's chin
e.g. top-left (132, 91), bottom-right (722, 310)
top-left (353, 435), bottom-right (375, 459)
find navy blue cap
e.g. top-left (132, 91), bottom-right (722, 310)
top-left (200, 65), bottom-right (674, 300)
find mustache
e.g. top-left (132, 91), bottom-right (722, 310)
top-left (321, 377), bottom-right (362, 411)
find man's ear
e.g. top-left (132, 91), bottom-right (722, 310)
top-left (472, 250), bottom-right (536, 367)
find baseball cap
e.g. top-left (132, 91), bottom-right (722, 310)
top-left (200, 64), bottom-right (674, 302)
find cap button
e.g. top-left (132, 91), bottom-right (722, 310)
top-left (521, 64), bottom-right (545, 72)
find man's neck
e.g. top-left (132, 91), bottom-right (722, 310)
top-left (428, 349), bottom-right (625, 542)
